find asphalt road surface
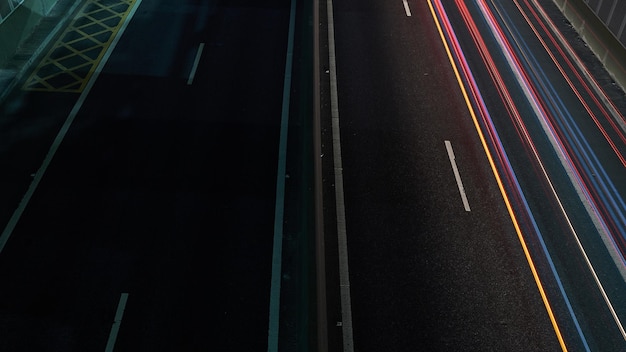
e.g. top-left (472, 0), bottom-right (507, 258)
top-left (326, 0), bottom-right (626, 350)
top-left (2, 0), bottom-right (626, 351)
top-left (329, 0), bottom-right (559, 350)
top-left (0, 0), bottom-right (314, 350)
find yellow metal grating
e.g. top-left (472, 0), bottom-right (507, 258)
top-left (23, 0), bottom-right (136, 92)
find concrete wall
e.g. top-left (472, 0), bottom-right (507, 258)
top-left (584, 0), bottom-right (626, 44)
top-left (551, 0), bottom-right (626, 92)
top-left (0, 0), bottom-right (58, 67)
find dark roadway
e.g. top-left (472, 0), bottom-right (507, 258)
top-left (0, 0), bottom-right (309, 350)
top-left (326, 0), bottom-right (626, 350)
top-left (329, 0), bottom-right (560, 350)
top-left (1, 0), bottom-right (626, 351)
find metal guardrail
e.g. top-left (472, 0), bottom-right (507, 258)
top-left (0, 0), bottom-right (24, 24)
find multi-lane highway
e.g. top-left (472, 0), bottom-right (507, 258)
top-left (325, 0), bottom-right (626, 350)
top-left (1, 0), bottom-right (626, 350)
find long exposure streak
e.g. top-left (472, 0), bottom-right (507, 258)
top-left (456, 0), bottom-right (591, 347)
top-left (427, 0), bottom-right (626, 347)
top-left (426, 0), bottom-right (568, 350)
top-left (510, 0), bottom-right (626, 275)
top-left (478, 0), bottom-right (626, 341)
top-left (486, 0), bottom-right (626, 268)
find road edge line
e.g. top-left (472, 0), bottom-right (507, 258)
top-left (326, 0), bottom-right (355, 350)
top-left (267, 0), bottom-right (297, 350)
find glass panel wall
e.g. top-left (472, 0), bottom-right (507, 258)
top-left (0, 0), bottom-right (24, 24)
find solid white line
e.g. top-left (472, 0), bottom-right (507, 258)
top-left (328, 0), bottom-right (355, 351)
top-left (267, 0), bottom-right (296, 350)
top-left (0, 0), bottom-right (144, 253)
top-left (187, 42), bottom-right (205, 85)
top-left (105, 293), bottom-right (129, 352)
top-left (403, 0), bottom-right (412, 16)
top-left (445, 141), bottom-right (471, 212)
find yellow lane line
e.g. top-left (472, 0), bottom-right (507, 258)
top-left (425, 1), bottom-right (568, 350)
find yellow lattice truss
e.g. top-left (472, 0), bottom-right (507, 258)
top-left (23, 0), bottom-right (136, 92)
